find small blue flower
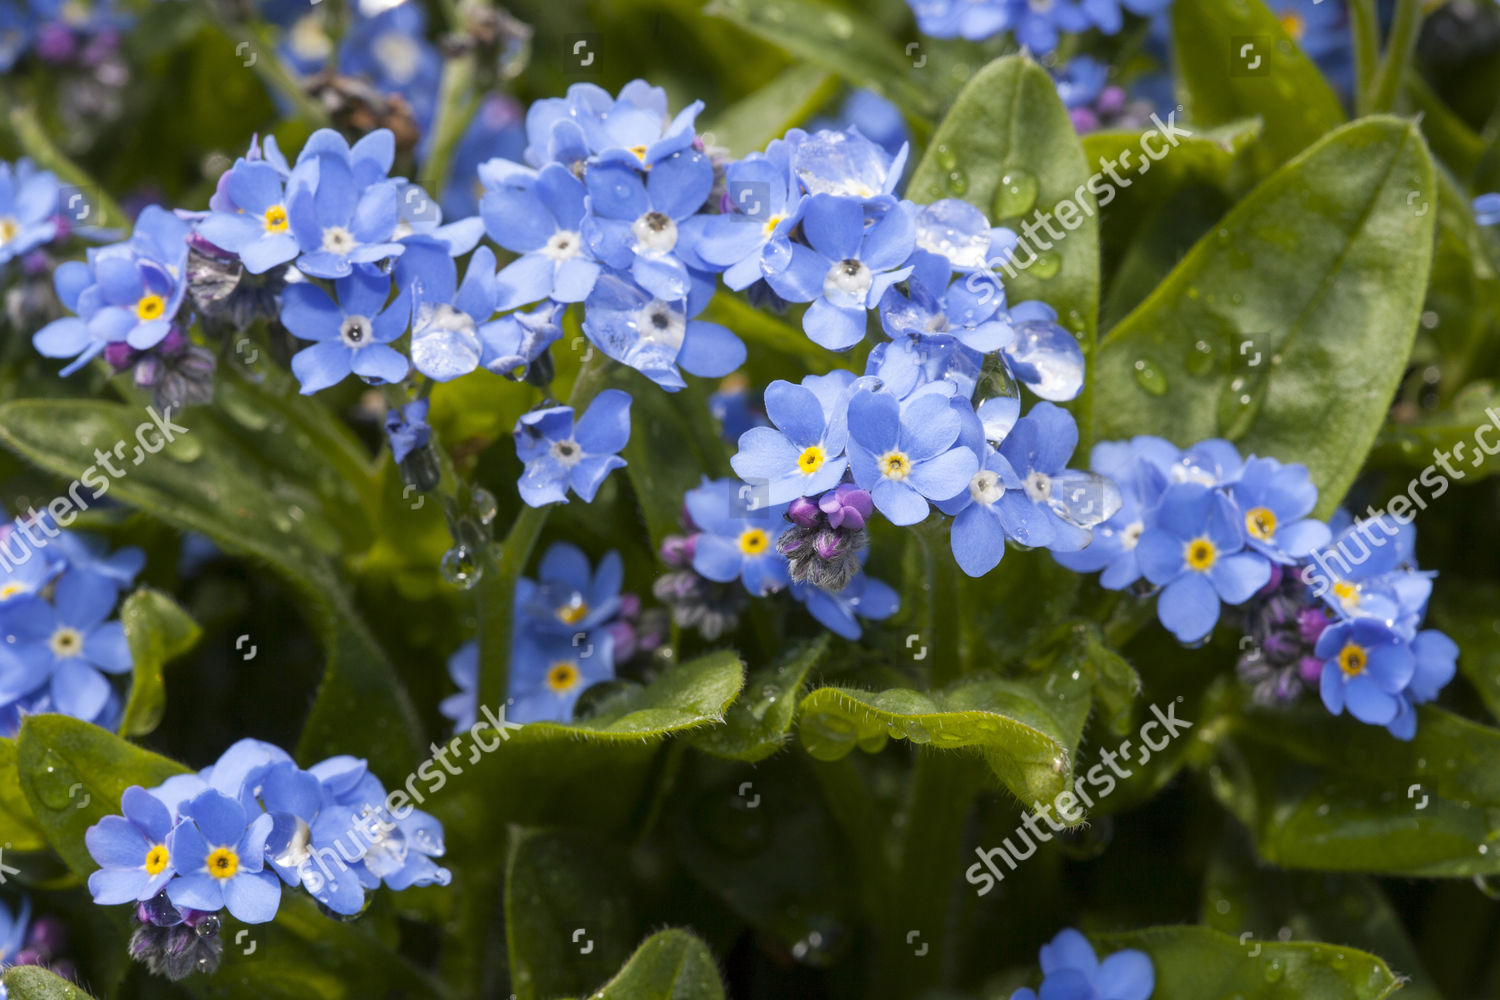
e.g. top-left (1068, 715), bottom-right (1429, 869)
top-left (311, 765), bottom-right (449, 893)
top-left (792, 128), bottom-right (908, 201)
top-left (559, 80), bottom-right (703, 170)
top-left (1001, 0), bottom-right (1092, 53)
top-left (509, 627), bottom-right (615, 723)
top-left (195, 158), bottom-right (299, 274)
top-left (482, 160), bottom-right (601, 310)
top-left (581, 271), bottom-right (745, 391)
top-left (767, 194), bottom-right (916, 350)
top-left (513, 389), bottom-right (632, 506)
top-left (0, 895), bottom-right (30, 964)
top-left (879, 248), bottom-right (1013, 353)
top-left (1080, 0), bottom-right (1173, 36)
top-left (1011, 927), bottom-right (1154, 1000)
top-left (908, 0), bottom-right (1007, 39)
top-left (1476, 193), bottom-right (1500, 227)
top-left (517, 542), bottom-right (626, 636)
top-left (339, 4), bottom-right (441, 136)
top-left (683, 478), bottom-right (792, 596)
top-left (793, 569), bottom-right (899, 640)
top-left (942, 446), bottom-right (1033, 577)
top-left (807, 90), bottom-right (909, 159)
top-left (710, 379), bottom-right (769, 443)
top-left (1053, 435), bottom-right (1179, 588)
top-left (165, 789), bottom-right (281, 925)
top-left (1315, 618), bottom-right (1416, 732)
top-left (584, 150), bottom-right (715, 302)
top-left (479, 298), bottom-right (564, 378)
top-left (384, 399), bottom-right (430, 464)
top-left (0, 158), bottom-right (59, 266)
top-left (1, 569), bottom-right (131, 721)
top-left (441, 93), bottom-right (525, 219)
top-left (1002, 301), bottom-right (1085, 401)
top-left (1137, 482), bottom-right (1273, 642)
top-left (86, 785), bottom-right (178, 904)
top-left (731, 376), bottom-right (853, 505)
top-left (846, 389), bottom-right (978, 525)
top-left (282, 266), bottom-right (411, 393)
top-left (441, 641), bottom-right (478, 732)
top-left (1227, 456), bottom-right (1330, 563)
top-left (1308, 512), bottom-right (1429, 632)
top-left (397, 239), bottom-right (498, 381)
top-left (1052, 55), bottom-right (1111, 110)
top-left (689, 143), bottom-right (805, 291)
top-left (994, 401), bottom-right (1119, 552)
top-left (1270, 0), bottom-right (1353, 95)
top-left (285, 155), bottom-right (403, 279)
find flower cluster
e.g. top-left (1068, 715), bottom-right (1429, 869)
top-left (0, 0), bottom-right (127, 72)
top-left (0, 514), bottom-right (142, 735)
top-left (1011, 927), bottom-right (1154, 1000)
top-left (0, 159), bottom-right (61, 269)
top-left (86, 738), bottom-right (448, 978)
top-left (513, 389), bottom-right (632, 507)
top-left (907, 0), bottom-right (1171, 52)
top-left (443, 543), bottom-right (661, 727)
top-left (1058, 436), bottom-right (1458, 739)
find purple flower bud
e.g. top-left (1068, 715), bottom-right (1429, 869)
top-left (1097, 85), bottom-right (1128, 114)
top-left (618, 592), bottom-right (641, 619)
top-left (24, 915), bottom-right (68, 957)
top-left (819, 484), bottom-right (872, 530)
top-left (1297, 607), bottom-right (1331, 645)
top-left (1257, 562), bottom-right (1284, 597)
top-left (608, 620), bottom-right (637, 662)
top-left (812, 530), bottom-right (844, 561)
top-left (104, 341), bottom-right (135, 370)
top-left (1297, 655), bottom-right (1323, 685)
top-left (787, 496), bottom-right (822, 528)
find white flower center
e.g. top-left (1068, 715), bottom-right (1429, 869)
top-left (49, 626), bottom-right (84, 659)
top-left (0, 217), bottom-right (19, 245)
top-left (321, 226), bottom-right (355, 254)
top-left (969, 469), bottom-right (1004, 506)
top-left (544, 230), bottom-right (583, 261)
top-left (1120, 520), bottom-right (1144, 550)
top-left (416, 303), bottom-right (477, 340)
top-left (634, 300), bottom-right (686, 350)
top-left (550, 439), bottom-right (584, 468)
top-left (631, 212), bottom-right (678, 255)
top-left (1024, 470), bottom-right (1052, 503)
top-left (373, 30), bottom-right (421, 82)
top-left (823, 258), bottom-right (873, 302)
top-left (288, 14), bottom-right (332, 62)
top-left (340, 314), bottom-right (373, 348)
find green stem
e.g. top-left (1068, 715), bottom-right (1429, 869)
top-left (8, 106), bottom-right (125, 229)
top-left (1367, 0), bottom-right (1423, 114)
top-left (1347, 0), bottom-right (1380, 115)
top-left (475, 353), bottom-right (611, 714)
top-left (914, 518), bottom-right (964, 685)
top-left (418, 51), bottom-right (480, 196)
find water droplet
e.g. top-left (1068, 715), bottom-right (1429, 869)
top-left (1185, 339), bottom-right (1216, 376)
top-left (1216, 369), bottom-right (1267, 440)
top-left (1264, 961), bottom-right (1284, 983)
top-left (1473, 874), bottom-right (1500, 900)
top-left (440, 545), bottom-right (482, 589)
top-left (1030, 251), bottom-right (1060, 279)
top-left (800, 712), bottom-right (858, 761)
top-left (35, 750), bottom-right (79, 811)
top-left (993, 169), bottom-right (1039, 219)
top-left (947, 170), bottom-right (967, 196)
top-left (935, 144), bottom-right (957, 171)
top-left (823, 10), bottom-right (854, 38)
top-left (1132, 358), bottom-right (1168, 396)
top-left (470, 487), bottom-right (498, 525)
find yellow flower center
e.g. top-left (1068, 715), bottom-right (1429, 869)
top-left (135, 293), bottom-right (166, 321)
top-left (1185, 537), bottom-right (1217, 571)
top-left (763, 213), bottom-right (785, 236)
top-left (0, 217), bottom-right (18, 244)
top-left (547, 662), bottom-right (580, 692)
top-left (739, 528), bottom-right (769, 555)
top-left (1245, 506), bottom-right (1277, 541)
top-left (263, 204), bottom-right (289, 232)
top-left (48, 626), bottom-right (83, 659)
top-left (629, 145), bottom-right (648, 162)
top-left (797, 445), bottom-right (826, 475)
top-left (555, 600), bottom-right (590, 626)
top-left (878, 450), bottom-right (911, 481)
top-left (207, 847), bottom-right (239, 880)
top-left (1279, 11), bottom-right (1305, 39)
top-left (1333, 580), bottom-right (1359, 609)
top-left (145, 844), bottom-right (170, 875)
top-left (0, 582), bottom-right (25, 601)
top-left (1338, 642), bottom-right (1367, 677)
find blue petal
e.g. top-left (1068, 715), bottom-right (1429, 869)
top-left (1156, 573), bottom-right (1220, 642)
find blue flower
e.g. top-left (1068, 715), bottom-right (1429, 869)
top-left (1080, 0), bottom-right (1172, 35)
top-left (529, 80), bottom-right (703, 171)
top-left (994, 401), bottom-right (1119, 552)
top-left (510, 627), bottom-right (615, 723)
top-left (1001, 0), bottom-right (1092, 53)
top-left (482, 160), bottom-right (601, 310)
top-left (256, 760), bottom-right (367, 916)
top-left (808, 90), bottom-right (910, 159)
top-left (1011, 927), bottom-right (1154, 1000)
top-left (1003, 300), bottom-right (1086, 401)
top-left (384, 399), bottom-right (430, 464)
top-left (281, 266), bottom-right (411, 393)
top-left (792, 128), bottom-right (908, 201)
top-left (1, 570), bottom-right (131, 720)
top-left (308, 762), bottom-right (450, 893)
top-left (793, 568), bottom-right (899, 640)
top-left (0, 158), bottom-right (59, 266)
top-left (879, 248), bottom-right (1013, 353)
top-left (1137, 482), bottom-right (1273, 642)
top-left (1227, 456), bottom-right (1330, 563)
top-left (165, 790), bottom-right (280, 924)
top-left (513, 389), bottom-right (632, 506)
top-left (1052, 435), bottom-right (1179, 588)
top-left (1307, 512), bottom-right (1430, 633)
top-left (1315, 618), bottom-right (1417, 733)
top-left (584, 150), bottom-right (715, 302)
top-left (285, 154), bottom-right (403, 279)
top-left (684, 478), bottom-right (792, 596)
top-left (767, 194), bottom-right (916, 350)
top-left (195, 158), bottom-right (299, 274)
top-left (942, 446), bottom-right (1034, 577)
top-left (1270, 0), bottom-right (1352, 95)
top-left (731, 376), bottom-right (853, 505)
top-left (86, 785), bottom-right (178, 904)
top-left (396, 239), bottom-right (498, 381)
top-left (479, 298), bottom-right (564, 378)
top-left (0, 896), bottom-right (29, 964)
top-left (1052, 55), bottom-right (1111, 110)
top-left (581, 271), bottom-right (745, 391)
top-left (710, 378), bottom-right (768, 443)
top-left (908, 0), bottom-right (1007, 39)
top-left (441, 93), bottom-right (525, 219)
top-left (689, 142), bottom-right (805, 290)
top-left (440, 641), bottom-right (478, 732)
top-left (339, 4), bottom-right (441, 135)
top-left (517, 542), bottom-right (626, 636)
top-left (1476, 193), bottom-right (1500, 227)
top-left (50, 528), bottom-right (144, 593)
top-left (847, 389), bottom-right (978, 526)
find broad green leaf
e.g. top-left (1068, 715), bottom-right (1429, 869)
top-left (706, 0), bottom-right (938, 122)
top-left (1093, 117), bottom-right (1436, 518)
top-left (2, 966), bottom-right (99, 1000)
top-left (690, 635), bottom-right (829, 761)
top-left (0, 399), bottom-right (422, 777)
top-left (1429, 583), bottom-right (1500, 722)
top-left (118, 587), bottom-right (201, 737)
top-left (1032, 622), bottom-right (1141, 734)
top-left (588, 930), bottom-right (726, 1000)
top-left (1172, 0), bottom-right (1344, 171)
top-left (1215, 704), bottom-right (1500, 876)
top-left (526, 649), bottom-right (744, 741)
top-left (907, 55), bottom-right (1100, 344)
top-left (1101, 183), bottom-right (1233, 330)
top-left (0, 738), bottom-right (45, 852)
top-left (702, 63), bottom-right (839, 156)
top-left (1095, 926), bottom-right (1401, 1000)
top-left (506, 828), bottom-right (637, 1000)
top-left (798, 668), bottom-right (1091, 807)
top-left (1371, 381), bottom-right (1500, 480)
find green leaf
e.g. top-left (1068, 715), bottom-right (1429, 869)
top-left (1215, 704), bottom-right (1500, 876)
top-left (907, 55), bottom-right (1100, 344)
top-left (1093, 117), bottom-right (1437, 517)
top-left (1100, 183), bottom-right (1233, 329)
top-left (506, 828), bottom-right (638, 1000)
top-left (525, 650), bottom-right (745, 742)
top-left (585, 929), bottom-right (727, 1000)
top-left (706, 0), bottom-right (938, 122)
top-left (118, 587), bottom-right (201, 738)
top-left (0, 738), bottom-right (46, 852)
top-left (1172, 0), bottom-right (1344, 171)
top-left (1095, 926), bottom-right (1401, 1000)
top-left (17, 714), bottom-right (188, 876)
top-left (2, 966), bottom-right (99, 1000)
top-left (0, 399), bottom-right (422, 778)
top-left (690, 635), bottom-right (829, 762)
top-left (798, 667), bottom-right (1091, 807)
top-left (702, 63), bottom-right (839, 156)
top-left (1371, 381), bottom-right (1500, 479)
top-left (1428, 582), bottom-right (1500, 722)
